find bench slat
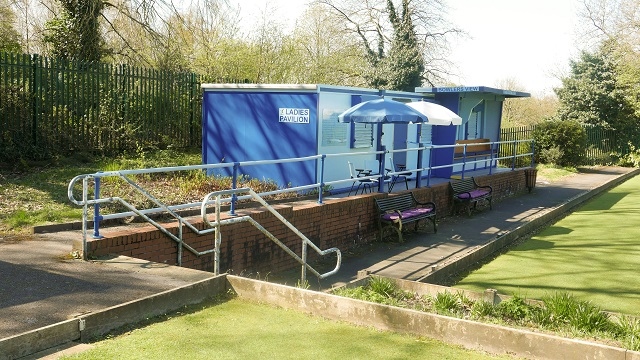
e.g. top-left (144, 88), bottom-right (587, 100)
top-left (453, 138), bottom-right (491, 154)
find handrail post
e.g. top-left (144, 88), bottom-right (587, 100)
top-left (489, 142), bottom-right (494, 175)
top-left (416, 143), bottom-right (424, 188)
top-left (177, 220), bottom-right (183, 266)
top-left (301, 240), bottom-right (307, 285)
top-left (230, 162), bottom-right (239, 216)
top-left (318, 154), bottom-right (326, 204)
top-left (461, 145), bottom-right (468, 179)
top-left (214, 195), bottom-right (222, 276)
top-left (426, 145), bottom-right (433, 187)
top-left (92, 174), bottom-right (104, 239)
top-left (82, 177), bottom-right (88, 261)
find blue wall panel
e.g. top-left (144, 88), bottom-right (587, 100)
top-left (203, 91), bottom-right (318, 188)
top-left (430, 93), bottom-right (459, 178)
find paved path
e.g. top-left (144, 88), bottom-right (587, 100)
top-left (306, 166), bottom-right (638, 290)
top-left (0, 236), bottom-right (213, 341)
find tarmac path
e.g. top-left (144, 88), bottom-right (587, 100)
top-left (0, 233), bottom-right (213, 340)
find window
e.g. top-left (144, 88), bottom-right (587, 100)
top-left (420, 124), bottom-right (433, 144)
top-left (352, 123), bottom-right (374, 148)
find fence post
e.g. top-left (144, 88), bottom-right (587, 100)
top-left (30, 54), bottom-right (40, 148)
top-left (189, 73), bottom-right (196, 146)
top-left (511, 141), bottom-right (517, 170)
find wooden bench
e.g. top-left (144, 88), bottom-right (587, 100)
top-left (374, 192), bottom-right (437, 242)
top-left (449, 177), bottom-right (493, 216)
top-left (453, 138), bottom-right (494, 160)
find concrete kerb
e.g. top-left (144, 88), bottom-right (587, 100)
top-left (419, 168), bottom-right (640, 285)
top-left (229, 276), bottom-right (640, 360)
top-left (4, 274), bottom-right (640, 360)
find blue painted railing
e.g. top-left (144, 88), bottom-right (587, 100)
top-left (69, 139), bottom-right (534, 239)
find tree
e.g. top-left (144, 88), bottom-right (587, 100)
top-left (554, 41), bottom-right (633, 129)
top-left (290, 2), bottom-right (368, 85)
top-left (384, 0), bottom-right (424, 91)
top-left (497, 78), bottom-right (558, 127)
top-left (0, 0), bottom-right (22, 53)
top-left (316, 0), bottom-right (461, 90)
top-left (43, 0), bottom-right (106, 61)
top-left (36, 0), bottom-right (233, 65)
top-left (577, 0), bottom-right (640, 49)
top-left (102, 1), bottom-right (241, 71)
top-left (533, 120), bottom-right (587, 166)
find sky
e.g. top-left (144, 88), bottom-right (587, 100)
top-left (447, 0), bottom-right (581, 97)
top-left (236, 0), bottom-right (583, 97)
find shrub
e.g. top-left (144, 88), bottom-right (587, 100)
top-left (334, 286), bottom-right (639, 351)
top-left (618, 143), bottom-right (640, 167)
top-left (432, 291), bottom-right (461, 316)
top-left (431, 291), bottom-right (472, 317)
top-left (539, 146), bottom-right (563, 165)
top-left (470, 300), bottom-right (495, 319)
top-left (533, 120), bottom-right (587, 166)
top-left (332, 277), bottom-right (413, 307)
top-left (495, 294), bottom-right (533, 322)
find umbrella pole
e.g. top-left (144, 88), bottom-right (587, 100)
top-left (376, 126), bottom-right (385, 193)
top-left (416, 142), bottom-right (424, 189)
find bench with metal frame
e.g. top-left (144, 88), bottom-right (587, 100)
top-left (449, 177), bottom-right (493, 216)
top-left (374, 192), bottom-right (437, 242)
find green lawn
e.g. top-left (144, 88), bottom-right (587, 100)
top-left (456, 174), bottom-right (640, 315)
top-left (62, 298), bottom-right (516, 360)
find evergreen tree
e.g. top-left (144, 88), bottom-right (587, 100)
top-left (360, 0), bottom-right (425, 91)
top-left (43, 0), bottom-right (106, 62)
top-left (555, 41), bottom-right (632, 130)
top-left (385, 0), bottom-right (424, 92)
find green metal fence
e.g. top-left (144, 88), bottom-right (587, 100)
top-left (498, 126), bottom-right (534, 168)
top-left (499, 124), bottom-right (626, 166)
top-left (0, 52), bottom-right (202, 161)
top-left (1, 50), bottom-right (630, 166)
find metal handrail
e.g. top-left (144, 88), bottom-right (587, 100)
top-left (67, 172), bottom-right (341, 283)
top-left (201, 188), bottom-right (342, 284)
top-left (68, 172), bottom-right (217, 264)
top-left (68, 139), bottom-right (534, 238)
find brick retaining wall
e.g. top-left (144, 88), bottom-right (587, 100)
top-left (79, 169), bottom-right (528, 274)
